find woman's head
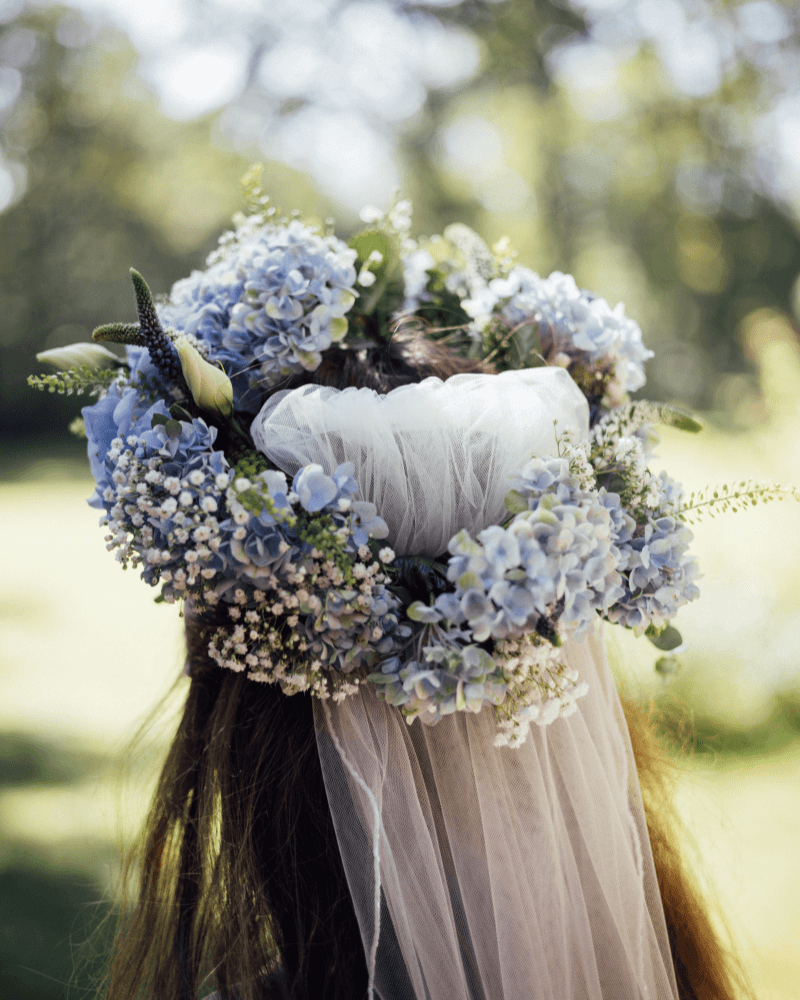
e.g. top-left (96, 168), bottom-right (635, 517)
top-left (102, 335), bottom-right (491, 1000)
top-left (101, 333), bottom-right (750, 1000)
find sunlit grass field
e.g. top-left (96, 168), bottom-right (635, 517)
top-left (1, 337), bottom-right (799, 998)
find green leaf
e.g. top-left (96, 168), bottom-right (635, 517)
top-left (646, 624), bottom-right (684, 651)
top-left (151, 414), bottom-right (183, 438)
top-left (504, 489), bottom-right (528, 515)
top-left (655, 404), bottom-right (703, 433)
top-left (508, 322), bottom-right (544, 369)
top-left (169, 402), bottom-right (193, 422)
top-left (349, 229), bottom-right (392, 271)
top-left (367, 672), bottom-right (395, 685)
top-left (638, 402), bottom-right (703, 433)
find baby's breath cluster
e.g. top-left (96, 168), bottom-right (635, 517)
top-left (206, 536), bottom-right (409, 700)
top-left (99, 438), bottom-right (227, 601)
top-left (200, 462), bottom-right (407, 694)
top-left (493, 634), bottom-right (589, 748)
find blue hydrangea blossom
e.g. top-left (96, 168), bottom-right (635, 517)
top-left (461, 267), bottom-right (654, 396)
top-left (156, 218), bottom-right (358, 413)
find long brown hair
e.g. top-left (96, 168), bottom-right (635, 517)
top-left (102, 336), bottom-right (753, 1000)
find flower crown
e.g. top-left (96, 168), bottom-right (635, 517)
top-left (30, 181), bottom-right (794, 748)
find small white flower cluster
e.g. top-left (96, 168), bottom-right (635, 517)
top-left (95, 415), bottom-right (411, 699)
top-left (99, 431), bottom-right (227, 602)
top-left (589, 406), bottom-right (681, 518)
top-left (493, 634), bottom-right (590, 748)
top-left (206, 538), bottom-right (407, 702)
top-left (359, 198), bottom-right (414, 236)
top-left (558, 438), bottom-right (595, 492)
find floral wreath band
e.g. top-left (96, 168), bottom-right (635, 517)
top-left (30, 178), bottom-right (796, 748)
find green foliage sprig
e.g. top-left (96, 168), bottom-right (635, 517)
top-left (27, 367), bottom-right (122, 397)
top-left (677, 481), bottom-right (800, 523)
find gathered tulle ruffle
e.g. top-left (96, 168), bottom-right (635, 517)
top-left (251, 367), bottom-right (589, 557)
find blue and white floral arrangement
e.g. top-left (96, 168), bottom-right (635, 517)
top-left (30, 174), bottom-right (795, 747)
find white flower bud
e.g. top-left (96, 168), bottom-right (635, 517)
top-left (36, 342), bottom-right (121, 371)
top-left (174, 337), bottom-right (233, 417)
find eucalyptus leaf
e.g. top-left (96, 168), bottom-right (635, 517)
top-left (151, 413), bottom-right (169, 428)
top-left (646, 624), bottom-right (684, 651)
top-left (169, 402), bottom-right (193, 421)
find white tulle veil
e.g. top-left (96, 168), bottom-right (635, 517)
top-left (251, 368), bottom-right (680, 1000)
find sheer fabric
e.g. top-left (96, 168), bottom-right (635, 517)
top-left (250, 367), bottom-right (589, 556)
top-left (250, 366), bottom-right (679, 998)
top-left (314, 630), bottom-right (679, 1000)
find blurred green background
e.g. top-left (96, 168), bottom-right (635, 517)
top-left (1, 0), bottom-right (799, 996)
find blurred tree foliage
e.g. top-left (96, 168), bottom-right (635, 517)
top-left (4, 0), bottom-right (800, 444)
top-left (0, 7), bottom-right (333, 446)
top-left (399, 1), bottom-right (800, 414)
